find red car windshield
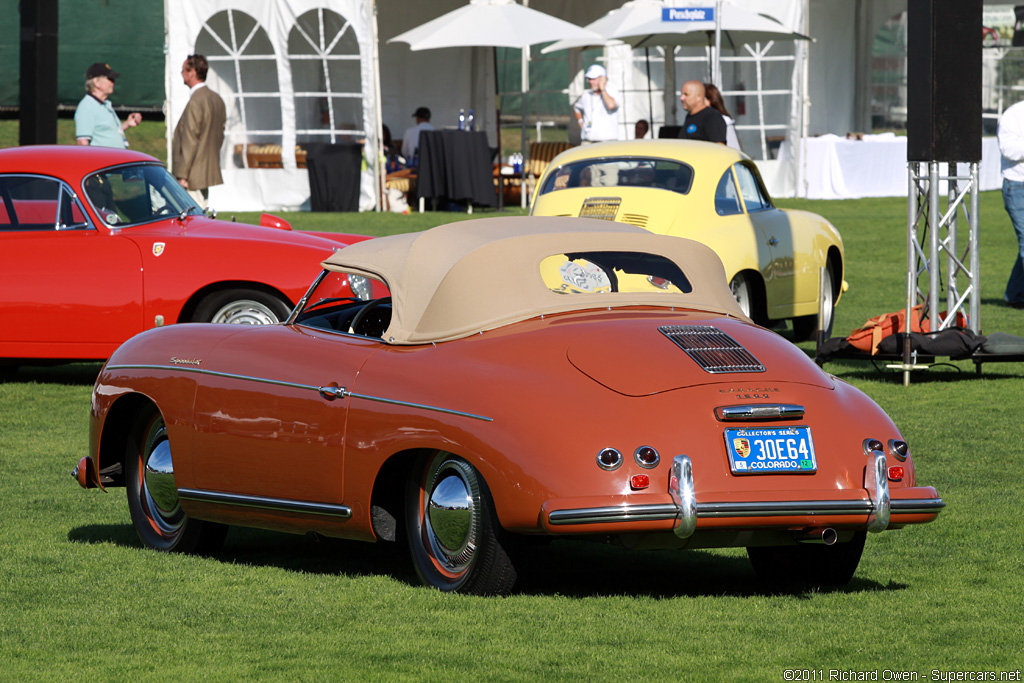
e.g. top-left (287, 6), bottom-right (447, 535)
top-left (83, 164), bottom-right (201, 227)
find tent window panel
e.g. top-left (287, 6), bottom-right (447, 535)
top-left (243, 98), bottom-right (283, 134)
top-left (240, 59), bottom-right (280, 93)
top-left (294, 97), bottom-right (364, 140)
top-left (290, 9), bottom-right (359, 57)
top-left (196, 10), bottom-right (275, 59)
top-left (327, 60), bottom-right (361, 93)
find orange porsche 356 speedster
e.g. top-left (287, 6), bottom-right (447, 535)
top-left (75, 217), bottom-right (943, 595)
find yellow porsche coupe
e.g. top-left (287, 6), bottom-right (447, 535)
top-left (530, 140), bottom-right (844, 340)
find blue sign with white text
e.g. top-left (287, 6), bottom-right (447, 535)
top-left (662, 7), bottom-right (715, 22)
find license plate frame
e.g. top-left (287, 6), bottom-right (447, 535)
top-left (724, 426), bottom-right (817, 475)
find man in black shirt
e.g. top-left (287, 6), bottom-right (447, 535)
top-left (676, 80), bottom-right (727, 144)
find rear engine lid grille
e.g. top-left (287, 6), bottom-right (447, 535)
top-left (619, 213), bottom-right (649, 228)
top-left (579, 197), bottom-right (621, 221)
top-left (660, 325), bottom-right (765, 374)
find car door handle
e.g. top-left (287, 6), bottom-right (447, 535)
top-left (318, 385), bottom-right (348, 401)
top-left (768, 237), bottom-right (778, 246)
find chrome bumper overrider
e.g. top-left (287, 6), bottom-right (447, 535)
top-left (547, 455), bottom-right (945, 536)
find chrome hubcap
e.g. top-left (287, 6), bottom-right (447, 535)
top-left (821, 269), bottom-right (834, 332)
top-left (142, 423), bottom-right (184, 535)
top-left (730, 275), bottom-right (752, 317)
top-left (211, 299), bottom-right (280, 325)
top-left (144, 439), bottom-right (178, 515)
top-left (424, 458), bottom-right (480, 575)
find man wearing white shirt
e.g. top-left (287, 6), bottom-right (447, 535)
top-left (997, 100), bottom-right (1024, 307)
top-left (573, 65), bottom-right (621, 143)
top-left (172, 55), bottom-right (226, 210)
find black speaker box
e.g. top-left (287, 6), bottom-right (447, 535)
top-left (19, 0), bottom-right (59, 146)
top-left (907, 0), bottom-right (982, 161)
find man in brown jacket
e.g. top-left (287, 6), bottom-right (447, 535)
top-left (172, 54), bottom-right (226, 209)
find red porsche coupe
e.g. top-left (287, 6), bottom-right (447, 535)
top-left (0, 146), bottom-right (371, 364)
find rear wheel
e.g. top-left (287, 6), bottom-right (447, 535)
top-left (747, 530), bottom-right (865, 587)
top-left (406, 452), bottom-right (516, 595)
top-left (193, 288), bottom-right (291, 325)
top-left (730, 272), bottom-right (766, 327)
top-left (125, 405), bottom-right (226, 554)
top-left (792, 261), bottom-right (836, 342)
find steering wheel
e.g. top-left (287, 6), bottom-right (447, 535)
top-left (348, 297), bottom-right (392, 336)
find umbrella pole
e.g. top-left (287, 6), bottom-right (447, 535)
top-left (521, 44), bottom-right (530, 209)
top-left (645, 48), bottom-right (653, 128)
top-left (493, 46), bottom-right (503, 211)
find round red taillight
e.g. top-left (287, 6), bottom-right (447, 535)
top-left (634, 446), bottom-right (660, 469)
top-left (888, 439), bottom-right (909, 461)
top-left (596, 448), bottom-right (623, 471)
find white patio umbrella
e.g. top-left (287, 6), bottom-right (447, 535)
top-left (543, 1), bottom-right (810, 93)
top-left (610, 1), bottom-right (811, 85)
top-left (388, 0), bottom-right (602, 168)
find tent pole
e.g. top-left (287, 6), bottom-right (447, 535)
top-left (371, 0), bottom-right (384, 212)
top-left (714, 0), bottom-right (722, 85)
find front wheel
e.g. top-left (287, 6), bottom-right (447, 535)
top-left (746, 530), bottom-right (865, 587)
top-left (193, 288), bottom-right (292, 325)
top-left (406, 452), bottom-right (516, 595)
top-left (126, 405), bottom-right (226, 554)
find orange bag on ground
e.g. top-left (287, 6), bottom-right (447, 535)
top-left (847, 306), bottom-right (966, 355)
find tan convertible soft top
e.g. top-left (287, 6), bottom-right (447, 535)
top-left (321, 216), bottom-right (747, 345)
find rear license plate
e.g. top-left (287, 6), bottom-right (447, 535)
top-left (724, 427), bottom-right (817, 474)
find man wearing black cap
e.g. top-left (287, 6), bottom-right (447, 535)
top-left (401, 107), bottom-right (434, 164)
top-left (74, 63), bottom-right (142, 148)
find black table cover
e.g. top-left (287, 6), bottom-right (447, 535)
top-left (306, 142), bottom-right (362, 212)
top-left (416, 130), bottom-right (496, 208)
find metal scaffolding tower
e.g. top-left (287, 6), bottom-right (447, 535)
top-left (896, 161), bottom-right (981, 385)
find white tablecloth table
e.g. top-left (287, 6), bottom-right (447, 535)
top-left (776, 133), bottom-right (1001, 200)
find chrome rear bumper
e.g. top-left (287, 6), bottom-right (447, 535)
top-left (547, 454), bottom-right (945, 535)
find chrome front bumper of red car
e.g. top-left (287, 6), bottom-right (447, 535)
top-left (545, 454), bottom-right (946, 536)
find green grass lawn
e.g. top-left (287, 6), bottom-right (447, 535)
top-left (2, 122), bottom-right (1024, 679)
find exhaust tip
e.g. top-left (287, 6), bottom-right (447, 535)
top-left (795, 527), bottom-right (838, 545)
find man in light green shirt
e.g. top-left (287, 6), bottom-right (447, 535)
top-left (74, 63), bottom-right (142, 148)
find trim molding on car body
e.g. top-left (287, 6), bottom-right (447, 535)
top-left (105, 364), bottom-right (493, 422)
top-left (546, 497), bottom-right (946, 526)
top-left (178, 488), bottom-right (352, 518)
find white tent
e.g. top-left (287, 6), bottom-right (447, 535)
top-left (164, 0), bottom-right (992, 209)
top-left (166, 0), bottom-right (382, 212)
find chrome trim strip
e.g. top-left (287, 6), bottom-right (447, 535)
top-left (549, 504), bottom-right (679, 525)
top-left (106, 364), bottom-right (493, 422)
top-left (697, 500), bottom-right (872, 516)
top-left (891, 498), bottom-right (946, 513)
top-left (546, 498), bottom-right (945, 526)
top-left (714, 404), bottom-right (805, 421)
top-left (345, 389), bottom-right (493, 422)
top-left (178, 488), bottom-right (352, 518)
